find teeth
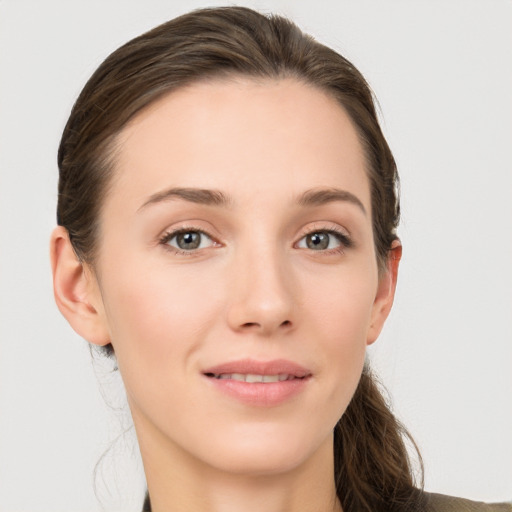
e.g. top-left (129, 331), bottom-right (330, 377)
top-left (245, 374), bottom-right (262, 383)
top-left (213, 373), bottom-right (294, 382)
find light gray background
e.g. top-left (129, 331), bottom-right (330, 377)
top-left (0, 1), bottom-right (511, 511)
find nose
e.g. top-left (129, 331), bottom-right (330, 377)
top-left (226, 245), bottom-right (296, 336)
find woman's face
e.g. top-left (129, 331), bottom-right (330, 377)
top-left (88, 78), bottom-right (396, 475)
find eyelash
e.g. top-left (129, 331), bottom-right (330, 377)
top-left (158, 225), bottom-right (352, 256)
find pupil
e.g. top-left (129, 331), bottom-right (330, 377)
top-left (177, 232), bottom-right (200, 249)
top-left (307, 232), bottom-right (329, 250)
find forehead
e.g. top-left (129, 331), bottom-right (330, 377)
top-left (109, 77), bottom-right (370, 212)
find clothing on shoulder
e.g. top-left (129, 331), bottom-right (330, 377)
top-left (142, 492), bottom-right (512, 511)
top-left (425, 492), bottom-right (512, 512)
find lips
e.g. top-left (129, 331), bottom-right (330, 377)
top-left (202, 359), bottom-right (312, 406)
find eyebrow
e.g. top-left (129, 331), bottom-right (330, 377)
top-left (298, 187), bottom-right (367, 215)
top-left (138, 185), bottom-right (366, 215)
top-left (139, 187), bottom-right (231, 211)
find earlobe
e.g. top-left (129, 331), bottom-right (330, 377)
top-left (366, 239), bottom-right (402, 345)
top-left (50, 226), bottom-right (110, 346)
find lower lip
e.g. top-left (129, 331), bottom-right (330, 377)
top-left (205, 376), bottom-right (310, 407)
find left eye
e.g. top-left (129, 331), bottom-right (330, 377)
top-left (297, 231), bottom-right (344, 251)
top-left (164, 230), bottom-right (214, 251)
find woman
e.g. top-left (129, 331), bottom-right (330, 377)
top-left (49, 6), bottom-right (511, 512)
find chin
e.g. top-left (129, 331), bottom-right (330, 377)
top-left (196, 423), bottom-right (333, 477)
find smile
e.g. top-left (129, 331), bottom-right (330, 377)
top-left (202, 359), bottom-right (312, 406)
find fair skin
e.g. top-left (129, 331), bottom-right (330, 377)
top-left (51, 78), bottom-right (401, 512)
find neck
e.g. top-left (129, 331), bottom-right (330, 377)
top-left (133, 410), bottom-right (342, 512)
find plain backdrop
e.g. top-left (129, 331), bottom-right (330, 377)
top-left (0, 0), bottom-right (511, 511)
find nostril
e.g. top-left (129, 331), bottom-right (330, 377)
top-left (240, 320), bottom-right (291, 330)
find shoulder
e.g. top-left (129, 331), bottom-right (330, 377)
top-left (424, 492), bottom-right (512, 512)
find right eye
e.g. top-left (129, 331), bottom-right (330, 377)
top-left (161, 229), bottom-right (216, 253)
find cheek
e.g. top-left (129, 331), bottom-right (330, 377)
top-left (303, 266), bottom-right (377, 407)
top-left (99, 257), bottom-right (225, 394)
top-left (304, 261), bottom-right (377, 343)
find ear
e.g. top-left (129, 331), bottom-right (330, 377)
top-left (366, 239), bottom-right (402, 345)
top-left (50, 226), bottom-right (110, 346)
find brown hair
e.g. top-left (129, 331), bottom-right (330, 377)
top-left (58, 6), bottom-right (423, 511)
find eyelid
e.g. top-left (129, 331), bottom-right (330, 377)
top-left (157, 219), bottom-right (221, 243)
top-left (297, 222), bottom-right (351, 239)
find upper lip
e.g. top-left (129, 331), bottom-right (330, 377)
top-left (203, 358), bottom-right (311, 378)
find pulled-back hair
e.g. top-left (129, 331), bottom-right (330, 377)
top-left (58, 6), bottom-right (424, 511)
